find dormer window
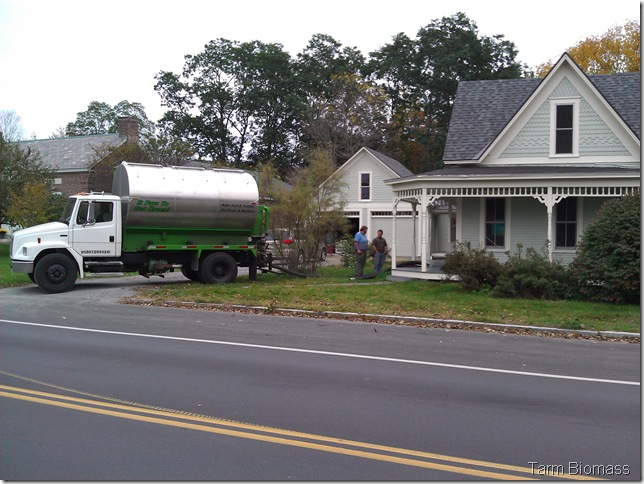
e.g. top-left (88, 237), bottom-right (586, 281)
top-left (550, 99), bottom-right (579, 157)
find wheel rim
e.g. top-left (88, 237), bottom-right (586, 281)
top-left (46, 264), bottom-right (68, 284)
top-left (213, 264), bottom-right (227, 277)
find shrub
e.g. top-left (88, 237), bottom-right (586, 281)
top-left (339, 236), bottom-right (357, 268)
top-left (494, 244), bottom-right (570, 300)
top-left (568, 193), bottom-right (640, 304)
top-left (442, 241), bottom-right (502, 291)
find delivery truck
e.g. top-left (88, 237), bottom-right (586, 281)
top-left (9, 162), bottom-right (272, 293)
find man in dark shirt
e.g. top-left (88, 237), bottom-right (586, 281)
top-left (372, 229), bottom-right (388, 273)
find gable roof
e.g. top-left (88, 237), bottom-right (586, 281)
top-left (17, 133), bottom-right (126, 172)
top-left (329, 147), bottom-right (413, 185)
top-left (443, 55), bottom-right (640, 163)
top-left (362, 147), bottom-right (414, 177)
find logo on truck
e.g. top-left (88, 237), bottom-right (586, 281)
top-left (132, 199), bottom-right (172, 213)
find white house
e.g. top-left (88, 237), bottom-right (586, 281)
top-left (330, 147), bottom-right (423, 257)
top-left (386, 53), bottom-right (640, 280)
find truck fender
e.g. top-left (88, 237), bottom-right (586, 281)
top-left (65, 247), bottom-right (86, 279)
top-left (31, 244), bottom-right (85, 279)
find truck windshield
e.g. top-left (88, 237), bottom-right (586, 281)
top-left (59, 197), bottom-right (77, 225)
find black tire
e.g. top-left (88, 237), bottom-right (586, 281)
top-left (199, 252), bottom-right (238, 284)
top-left (28, 273), bottom-right (36, 283)
top-left (181, 266), bottom-right (200, 282)
top-left (34, 253), bottom-right (77, 293)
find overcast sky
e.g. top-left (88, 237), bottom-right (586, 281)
top-left (0, 0), bottom-right (639, 139)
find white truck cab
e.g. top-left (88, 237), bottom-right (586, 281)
top-left (10, 193), bottom-right (122, 292)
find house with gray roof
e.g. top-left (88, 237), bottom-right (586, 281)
top-left (17, 117), bottom-right (145, 196)
top-left (327, 146), bottom-right (418, 256)
top-left (386, 53), bottom-right (640, 280)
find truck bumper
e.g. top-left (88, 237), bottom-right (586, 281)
top-left (10, 259), bottom-right (34, 273)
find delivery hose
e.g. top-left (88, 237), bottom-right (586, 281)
top-left (269, 264), bottom-right (319, 278)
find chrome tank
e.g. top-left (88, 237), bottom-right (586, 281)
top-left (112, 162), bottom-right (259, 230)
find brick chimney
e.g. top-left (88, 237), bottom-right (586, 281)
top-left (117, 117), bottom-right (140, 142)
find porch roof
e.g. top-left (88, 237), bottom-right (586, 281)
top-left (390, 164), bottom-right (640, 182)
top-left (388, 165), bottom-right (639, 205)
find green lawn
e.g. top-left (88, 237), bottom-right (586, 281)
top-left (1, 244), bottom-right (639, 334)
top-left (0, 243), bottom-right (30, 287)
top-left (132, 264), bottom-right (639, 334)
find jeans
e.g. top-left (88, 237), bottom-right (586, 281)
top-left (374, 252), bottom-right (385, 273)
top-left (355, 250), bottom-right (367, 276)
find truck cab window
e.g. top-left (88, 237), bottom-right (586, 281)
top-left (60, 197), bottom-right (77, 224)
top-left (76, 201), bottom-right (90, 225)
top-left (94, 202), bottom-right (113, 223)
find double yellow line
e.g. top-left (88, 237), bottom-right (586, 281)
top-left (0, 384), bottom-right (600, 480)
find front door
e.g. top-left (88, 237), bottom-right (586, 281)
top-left (70, 200), bottom-right (118, 257)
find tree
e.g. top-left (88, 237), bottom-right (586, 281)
top-left (535, 20), bottom-right (640, 77)
top-left (265, 149), bottom-right (348, 272)
top-left (303, 73), bottom-right (391, 165)
top-left (568, 193), bottom-right (640, 304)
top-left (0, 133), bottom-right (53, 225)
top-left (66, 100), bottom-right (151, 136)
top-left (140, 128), bottom-right (196, 166)
top-left (0, 109), bottom-right (25, 142)
top-left (155, 39), bottom-right (303, 175)
top-left (295, 34), bottom-right (365, 98)
top-left (6, 181), bottom-right (65, 228)
top-left (366, 12), bottom-right (523, 171)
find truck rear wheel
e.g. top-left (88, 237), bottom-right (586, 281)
top-left (34, 253), bottom-right (78, 293)
top-left (181, 266), bottom-right (200, 282)
top-left (199, 253), bottom-right (238, 284)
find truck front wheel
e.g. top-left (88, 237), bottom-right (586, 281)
top-left (34, 253), bottom-right (78, 293)
top-left (199, 253), bottom-right (238, 284)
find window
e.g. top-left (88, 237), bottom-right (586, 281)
top-left (360, 173), bottom-right (371, 200)
top-left (485, 198), bottom-right (505, 248)
top-left (76, 201), bottom-right (90, 225)
top-left (555, 105), bottom-right (573, 154)
top-left (76, 201), bottom-right (113, 224)
top-left (555, 197), bottom-right (577, 248)
top-left (94, 202), bottom-right (114, 223)
top-left (550, 100), bottom-right (579, 156)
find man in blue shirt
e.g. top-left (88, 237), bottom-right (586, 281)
top-left (354, 225), bottom-right (369, 276)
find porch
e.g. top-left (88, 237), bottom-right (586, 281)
top-left (386, 167), bottom-right (640, 282)
top-left (388, 257), bottom-right (453, 282)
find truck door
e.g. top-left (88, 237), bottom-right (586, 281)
top-left (70, 200), bottom-right (118, 257)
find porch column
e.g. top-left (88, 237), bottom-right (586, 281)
top-left (420, 189), bottom-right (429, 273)
top-left (535, 186), bottom-right (559, 262)
top-left (392, 200), bottom-right (398, 269)
top-left (411, 202), bottom-right (418, 261)
top-left (546, 203), bottom-right (553, 262)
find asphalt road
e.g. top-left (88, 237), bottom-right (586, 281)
top-left (0, 274), bottom-right (640, 480)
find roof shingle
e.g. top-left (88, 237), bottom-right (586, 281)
top-left (18, 133), bottom-right (125, 171)
top-left (443, 71), bottom-right (640, 163)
